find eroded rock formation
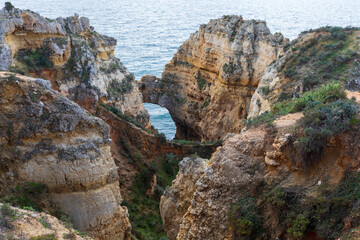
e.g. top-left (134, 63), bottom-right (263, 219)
top-left (0, 5), bottom-right (148, 124)
top-left (161, 116), bottom-right (360, 239)
top-left (0, 72), bottom-right (131, 239)
top-left (160, 157), bottom-right (208, 240)
top-left (140, 15), bottom-right (287, 140)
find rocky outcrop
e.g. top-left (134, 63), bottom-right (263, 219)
top-left (0, 203), bottom-right (93, 239)
top-left (0, 4), bottom-right (148, 124)
top-left (0, 72), bottom-right (130, 239)
top-left (160, 157), bottom-right (208, 240)
top-left (249, 27), bottom-right (360, 118)
top-left (161, 115), bottom-right (360, 239)
top-left (140, 15), bottom-right (287, 140)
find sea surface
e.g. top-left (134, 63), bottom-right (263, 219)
top-left (6, 0), bottom-right (360, 139)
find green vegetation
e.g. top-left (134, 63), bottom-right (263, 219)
top-left (286, 214), bottom-right (310, 239)
top-left (2, 73), bottom-right (21, 82)
top-left (8, 65), bottom-right (25, 75)
top-left (228, 195), bottom-right (262, 238)
top-left (174, 61), bottom-right (193, 68)
top-left (123, 153), bottom-right (181, 240)
top-left (161, 73), bottom-right (177, 87)
top-left (1, 203), bottom-right (18, 221)
top-left (260, 86), bottom-right (271, 96)
top-left (29, 234), bottom-right (56, 240)
top-left (248, 82), bottom-right (359, 168)
top-left (0, 182), bottom-right (48, 211)
top-left (263, 186), bottom-right (286, 207)
top-left (230, 30), bottom-right (237, 41)
top-left (107, 77), bottom-right (134, 99)
top-left (173, 139), bottom-right (223, 146)
top-left (196, 77), bottom-right (210, 90)
top-left (15, 47), bottom-right (54, 73)
top-left (296, 99), bottom-right (358, 167)
top-left (51, 38), bottom-right (68, 48)
top-left (5, 2), bottom-right (14, 12)
top-left (99, 103), bottom-right (152, 134)
top-left (223, 62), bottom-right (236, 74)
top-left (248, 82), bottom-right (348, 127)
top-left (229, 171), bottom-right (360, 239)
top-left (39, 216), bottom-right (51, 229)
top-left (279, 26), bottom-right (359, 91)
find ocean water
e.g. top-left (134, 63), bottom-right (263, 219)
top-left (6, 0), bottom-right (360, 139)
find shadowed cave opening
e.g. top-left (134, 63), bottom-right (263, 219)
top-left (144, 103), bottom-right (176, 140)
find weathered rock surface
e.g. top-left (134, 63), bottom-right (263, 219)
top-left (161, 117), bottom-right (360, 239)
top-left (140, 15), bottom-right (287, 140)
top-left (0, 203), bottom-right (93, 239)
top-left (0, 72), bottom-right (130, 239)
top-left (0, 4), bottom-right (148, 124)
top-left (160, 157), bottom-right (208, 240)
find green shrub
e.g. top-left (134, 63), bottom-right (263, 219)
top-left (296, 99), bottom-right (358, 167)
top-left (284, 69), bottom-right (296, 78)
top-left (29, 234), bottom-right (56, 240)
top-left (1, 182), bottom-right (48, 211)
top-left (228, 195), bottom-right (262, 237)
top-left (280, 26), bottom-right (359, 92)
top-left (39, 216), bottom-right (51, 229)
top-left (248, 82), bottom-right (348, 128)
top-left (15, 48), bottom-right (54, 72)
top-left (286, 214), bottom-right (310, 239)
top-left (5, 2), bottom-right (14, 11)
top-left (8, 65), bottom-right (25, 75)
top-left (125, 153), bottom-right (181, 240)
top-left (247, 111), bottom-right (275, 127)
top-left (222, 62), bottom-right (236, 74)
top-left (1, 203), bottom-right (17, 220)
top-left (107, 78), bottom-right (134, 98)
top-left (309, 172), bottom-right (360, 238)
top-left (260, 86), bottom-right (271, 96)
top-left (264, 186), bottom-right (286, 207)
top-left (197, 77), bottom-right (209, 90)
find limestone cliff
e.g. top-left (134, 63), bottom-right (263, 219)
top-left (248, 27), bottom-right (360, 118)
top-left (0, 4), bottom-right (148, 124)
top-left (161, 113), bottom-right (360, 239)
top-left (0, 72), bottom-right (131, 239)
top-left (160, 157), bottom-right (208, 240)
top-left (140, 15), bottom-right (287, 140)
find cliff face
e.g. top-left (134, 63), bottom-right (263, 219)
top-left (161, 114), bottom-right (360, 239)
top-left (0, 72), bottom-right (131, 239)
top-left (160, 157), bottom-right (208, 240)
top-left (0, 5), bottom-right (148, 124)
top-left (140, 16), bottom-right (287, 140)
top-left (249, 27), bottom-right (360, 118)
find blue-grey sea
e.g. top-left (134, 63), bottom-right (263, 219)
top-left (5, 0), bottom-right (360, 139)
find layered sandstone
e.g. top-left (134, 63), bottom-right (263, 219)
top-left (160, 157), bottom-right (208, 240)
top-left (161, 115), bottom-right (360, 239)
top-left (0, 4), bottom-right (148, 124)
top-left (140, 15), bottom-right (287, 140)
top-left (0, 72), bottom-right (130, 239)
